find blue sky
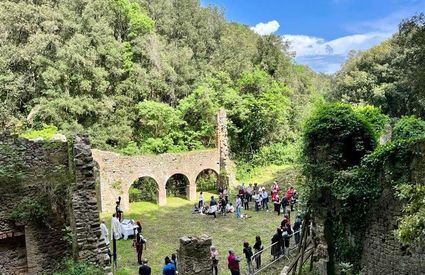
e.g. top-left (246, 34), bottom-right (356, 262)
top-left (201, 0), bottom-right (425, 73)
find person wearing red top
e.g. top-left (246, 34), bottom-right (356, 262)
top-left (286, 186), bottom-right (294, 200)
top-left (227, 250), bottom-right (240, 275)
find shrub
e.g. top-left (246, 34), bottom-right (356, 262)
top-left (20, 124), bottom-right (58, 140)
top-left (354, 105), bottom-right (390, 137)
top-left (54, 259), bottom-right (103, 275)
top-left (392, 116), bottom-right (425, 140)
top-left (302, 103), bottom-right (376, 180)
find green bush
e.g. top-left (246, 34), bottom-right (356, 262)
top-left (196, 170), bottom-right (218, 191)
top-left (354, 105), bottom-right (390, 137)
top-left (54, 259), bottom-right (103, 275)
top-left (130, 177), bottom-right (158, 202)
top-left (392, 116), bottom-right (425, 140)
top-left (10, 196), bottom-right (50, 226)
top-left (251, 142), bottom-right (299, 167)
top-left (20, 124), bottom-right (58, 140)
top-left (302, 103), bottom-right (376, 180)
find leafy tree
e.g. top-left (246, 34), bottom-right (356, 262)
top-left (392, 116), bottom-right (425, 140)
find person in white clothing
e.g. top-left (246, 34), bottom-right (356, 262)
top-left (111, 213), bottom-right (122, 241)
top-left (100, 220), bottom-right (110, 246)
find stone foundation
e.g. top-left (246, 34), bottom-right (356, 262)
top-left (177, 235), bottom-right (212, 275)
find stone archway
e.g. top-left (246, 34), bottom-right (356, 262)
top-left (165, 173), bottom-right (190, 199)
top-left (129, 176), bottom-right (159, 204)
top-left (195, 169), bottom-right (220, 192)
top-left (93, 108), bottom-right (236, 212)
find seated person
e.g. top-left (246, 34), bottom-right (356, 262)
top-left (192, 204), bottom-right (200, 214)
top-left (226, 203), bottom-right (235, 213)
top-left (201, 205), bottom-right (210, 215)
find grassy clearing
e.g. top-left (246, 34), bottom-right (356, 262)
top-left (102, 165), bottom-right (300, 275)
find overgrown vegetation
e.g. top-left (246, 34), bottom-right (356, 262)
top-left (53, 259), bottom-right (103, 275)
top-left (10, 196), bottom-right (51, 226)
top-left (0, 0), bottom-right (329, 161)
top-left (301, 102), bottom-right (425, 272)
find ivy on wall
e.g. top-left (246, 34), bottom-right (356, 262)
top-left (301, 103), bottom-right (425, 273)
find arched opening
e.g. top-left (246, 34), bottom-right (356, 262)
top-left (129, 177), bottom-right (159, 203)
top-left (166, 174), bottom-right (189, 198)
top-left (195, 169), bottom-right (220, 191)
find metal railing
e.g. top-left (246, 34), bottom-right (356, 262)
top-left (247, 229), bottom-right (302, 275)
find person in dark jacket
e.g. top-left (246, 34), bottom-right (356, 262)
top-left (293, 215), bottom-right (302, 245)
top-left (253, 235), bottom-right (263, 270)
top-left (139, 259), bottom-right (151, 275)
top-left (271, 228), bottom-right (283, 260)
top-left (163, 256), bottom-right (176, 275)
top-left (242, 242), bottom-right (253, 273)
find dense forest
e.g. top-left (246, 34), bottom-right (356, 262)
top-left (0, 0), bottom-right (330, 164)
top-left (1, 0), bottom-right (425, 273)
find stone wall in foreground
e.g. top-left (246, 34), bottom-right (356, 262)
top-left (360, 140), bottom-right (425, 274)
top-left (0, 134), bottom-right (110, 274)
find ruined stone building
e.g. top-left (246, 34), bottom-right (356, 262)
top-left (0, 108), bottom-right (234, 274)
top-left (0, 134), bottom-right (109, 274)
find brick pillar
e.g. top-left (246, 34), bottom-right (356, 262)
top-left (158, 185), bottom-right (167, 206)
top-left (187, 177), bottom-right (197, 201)
top-left (177, 235), bottom-right (212, 275)
top-left (216, 108), bottom-right (236, 187)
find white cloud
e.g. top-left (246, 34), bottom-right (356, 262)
top-left (283, 32), bottom-right (391, 57)
top-left (250, 20), bottom-right (280, 35)
top-left (283, 32), bottom-right (393, 73)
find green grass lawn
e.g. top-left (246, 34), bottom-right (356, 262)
top-left (102, 165), bottom-right (301, 275)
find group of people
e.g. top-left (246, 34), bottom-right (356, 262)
top-left (194, 182), bottom-right (298, 220)
top-left (271, 213), bottom-right (303, 260)
top-left (101, 181), bottom-right (301, 274)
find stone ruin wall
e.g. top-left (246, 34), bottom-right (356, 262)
top-left (360, 140), bottom-right (425, 274)
top-left (0, 134), bottom-right (109, 274)
top-left (177, 235), bottom-right (212, 275)
top-left (94, 108), bottom-right (236, 213)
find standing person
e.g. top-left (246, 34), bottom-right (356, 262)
top-left (261, 188), bottom-right (269, 211)
top-left (133, 227), bottom-right (146, 264)
top-left (210, 245), bottom-right (219, 275)
top-left (221, 196), bottom-right (227, 216)
top-left (100, 220), bottom-right (110, 246)
top-left (243, 242), bottom-right (254, 274)
top-left (247, 184), bottom-right (253, 202)
top-left (209, 196), bottom-right (218, 218)
top-left (139, 259), bottom-right (151, 275)
top-left (116, 200), bottom-right (123, 221)
top-left (162, 256), bottom-right (176, 275)
top-left (255, 192), bottom-right (262, 212)
top-left (293, 215), bottom-right (302, 245)
top-left (111, 214), bottom-right (122, 241)
top-left (271, 228), bottom-right (283, 260)
top-left (171, 253), bottom-right (178, 272)
top-left (223, 187), bottom-right (229, 204)
top-left (199, 192), bottom-right (204, 208)
top-left (286, 186), bottom-right (295, 211)
top-left (235, 195), bottom-right (242, 219)
top-left (281, 195), bottom-right (289, 215)
top-left (273, 195), bottom-right (281, 216)
top-left (243, 192), bottom-right (249, 210)
top-left (282, 224), bottom-right (292, 256)
top-left (253, 236), bottom-right (263, 270)
top-left (227, 250), bottom-right (240, 275)
top-left (253, 183), bottom-right (259, 195)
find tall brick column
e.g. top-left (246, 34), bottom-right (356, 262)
top-left (216, 108), bottom-right (236, 187)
